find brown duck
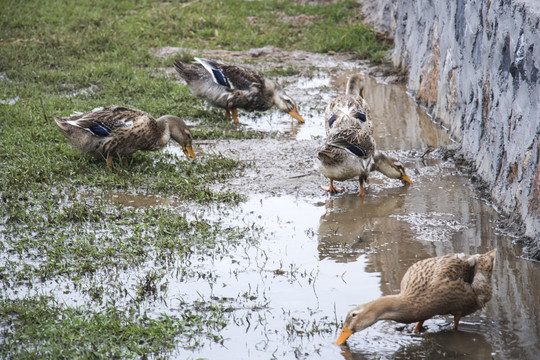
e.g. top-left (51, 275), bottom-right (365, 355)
top-left (335, 249), bottom-right (497, 345)
top-left (325, 74), bottom-right (373, 135)
top-left (318, 128), bottom-right (412, 196)
top-left (173, 57), bottom-right (304, 124)
top-left (54, 106), bottom-right (196, 168)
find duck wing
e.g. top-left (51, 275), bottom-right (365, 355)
top-left (318, 129), bottom-right (375, 170)
top-left (63, 106), bottom-right (147, 137)
top-left (325, 128), bottom-right (375, 159)
top-left (195, 57), bottom-right (265, 91)
top-left (399, 253), bottom-right (493, 317)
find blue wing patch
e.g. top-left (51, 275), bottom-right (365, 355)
top-left (212, 68), bottom-right (230, 88)
top-left (195, 58), bottom-right (232, 88)
top-left (88, 121), bottom-right (112, 137)
top-left (346, 145), bottom-right (367, 158)
top-left (328, 114), bottom-right (337, 128)
top-left (354, 111), bottom-right (366, 122)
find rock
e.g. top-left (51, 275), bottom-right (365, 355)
top-left (362, 0), bottom-right (540, 250)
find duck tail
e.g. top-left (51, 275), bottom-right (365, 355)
top-left (52, 115), bottom-right (71, 134)
top-left (173, 59), bottom-right (198, 82)
top-left (345, 74), bottom-right (364, 97)
top-left (173, 59), bottom-right (186, 75)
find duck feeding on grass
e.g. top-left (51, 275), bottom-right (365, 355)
top-left (335, 249), bottom-right (497, 345)
top-left (54, 106), bottom-right (196, 168)
top-left (173, 57), bottom-right (305, 124)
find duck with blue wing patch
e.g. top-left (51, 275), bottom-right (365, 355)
top-left (318, 128), bottom-right (375, 196)
top-left (54, 106), bottom-right (196, 168)
top-left (174, 57), bottom-right (304, 124)
top-left (324, 74), bottom-right (373, 135)
top-left (318, 128), bottom-right (412, 196)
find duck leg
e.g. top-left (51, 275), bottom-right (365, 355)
top-left (122, 156), bottom-right (128, 167)
top-left (107, 154), bottom-right (113, 168)
top-left (321, 180), bottom-right (344, 194)
top-left (225, 109), bottom-right (231, 121)
top-left (231, 108), bottom-right (239, 123)
top-left (413, 321), bottom-right (424, 333)
top-left (358, 183), bottom-right (366, 197)
top-left (453, 315), bottom-right (461, 331)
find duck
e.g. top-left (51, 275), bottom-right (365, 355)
top-left (173, 57), bottom-right (304, 124)
top-left (325, 74), bottom-right (373, 135)
top-left (54, 106), bottom-right (196, 168)
top-left (317, 128), bottom-right (412, 196)
top-left (335, 249), bottom-right (497, 345)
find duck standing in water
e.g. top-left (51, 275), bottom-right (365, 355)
top-left (335, 249), bottom-right (497, 345)
top-left (173, 57), bottom-right (304, 124)
top-left (318, 74), bottom-right (411, 195)
top-left (318, 128), bottom-right (412, 195)
top-left (54, 106), bottom-right (196, 168)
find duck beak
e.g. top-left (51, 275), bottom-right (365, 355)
top-left (401, 172), bottom-right (412, 184)
top-left (335, 325), bottom-right (354, 345)
top-left (288, 107), bottom-right (305, 123)
top-left (183, 145), bottom-right (196, 160)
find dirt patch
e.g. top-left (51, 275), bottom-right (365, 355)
top-left (199, 138), bottom-right (324, 198)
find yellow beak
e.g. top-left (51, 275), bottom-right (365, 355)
top-left (401, 172), bottom-right (412, 184)
top-left (335, 324), bottom-right (354, 345)
top-left (183, 145), bottom-right (196, 160)
top-left (288, 107), bottom-right (305, 123)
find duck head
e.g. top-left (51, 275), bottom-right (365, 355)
top-left (159, 115), bottom-right (196, 160)
top-left (335, 303), bottom-right (381, 345)
top-left (272, 85), bottom-right (305, 123)
top-left (373, 152), bottom-right (412, 184)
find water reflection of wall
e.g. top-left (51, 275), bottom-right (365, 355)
top-left (486, 248), bottom-right (540, 359)
top-left (330, 72), bottom-right (452, 151)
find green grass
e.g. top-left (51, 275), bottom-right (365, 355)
top-left (0, 296), bottom-right (227, 358)
top-left (0, 0), bottom-right (391, 357)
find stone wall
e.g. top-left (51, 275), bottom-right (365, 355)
top-left (362, 0), bottom-right (540, 247)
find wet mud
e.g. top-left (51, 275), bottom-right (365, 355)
top-left (156, 48), bottom-right (540, 359)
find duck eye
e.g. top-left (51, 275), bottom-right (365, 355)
top-left (288, 100), bottom-right (295, 111)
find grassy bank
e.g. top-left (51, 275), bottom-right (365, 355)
top-left (0, 0), bottom-right (390, 358)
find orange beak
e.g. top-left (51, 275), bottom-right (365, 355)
top-left (183, 145), bottom-right (196, 160)
top-left (401, 172), bottom-right (412, 184)
top-left (335, 324), bottom-right (354, 345)
top-left (288, 107), bottom-right (305, 123)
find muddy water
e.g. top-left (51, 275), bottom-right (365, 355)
top-left (163, 62), bottom-right (540, 359)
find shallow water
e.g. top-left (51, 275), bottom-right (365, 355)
top-left (140, 61), bottom-right (540, 359)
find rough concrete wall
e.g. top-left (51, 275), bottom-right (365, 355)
top-left (362, 0), bottom-right (540, 242)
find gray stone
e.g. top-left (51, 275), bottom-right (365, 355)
top-left (362, 0), bottom-right (540, 247)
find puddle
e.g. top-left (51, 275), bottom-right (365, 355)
top-left (64, 84), bottom-right (99, 98)
top-left (105, 192), bottom-right (183, 208)
top-left (0, 95), bottom-right (19, 105)
top-left (161, 55), bottom-right (540, 359)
